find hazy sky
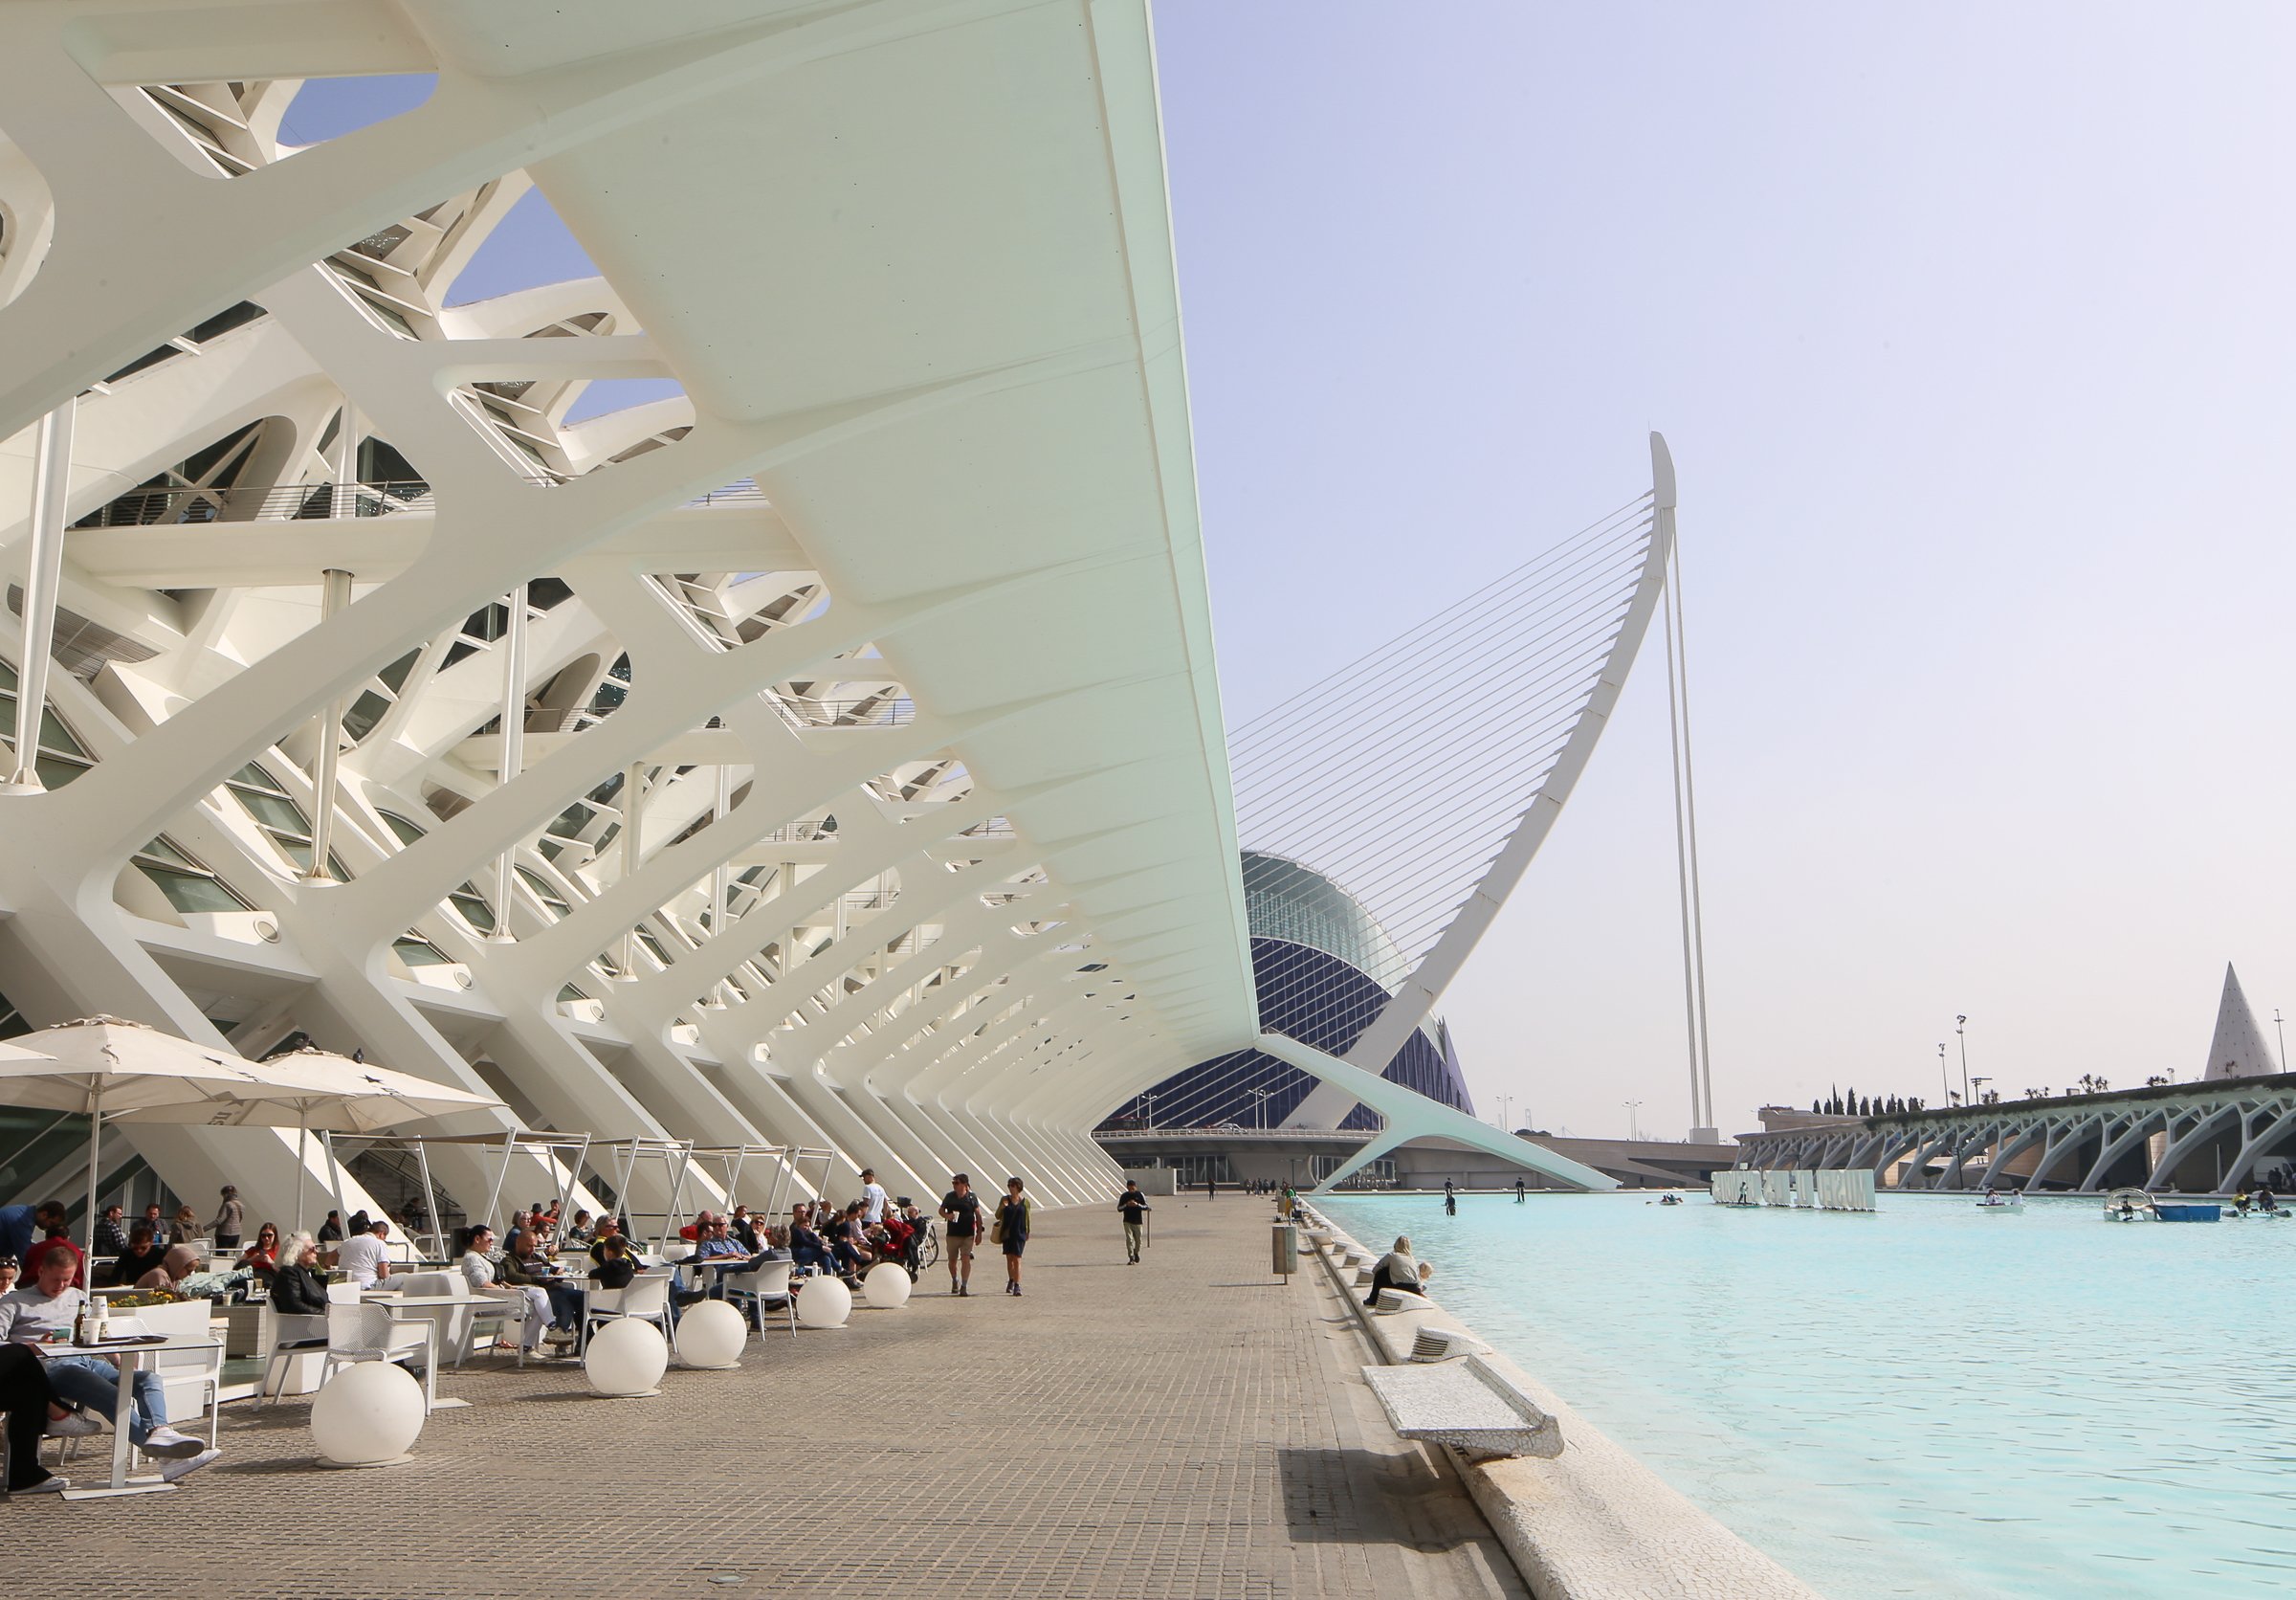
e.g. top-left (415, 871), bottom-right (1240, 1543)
top-left (287, 7), bottom-right (2296, 1143)
top-left (1152, 2), bottom-right (2296, 1139)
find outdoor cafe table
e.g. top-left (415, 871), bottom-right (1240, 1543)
top-left (50, 1333), bottom-right (219, 1500)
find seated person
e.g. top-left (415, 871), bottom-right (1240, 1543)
top-left (316, 1210), bottom-right (343, 1245)
top-left (877, 1209), bottom-right (916, 1270)
top-left (587, 1233), bottom-right (637, 1292)
top-left (24, 1224), bottom-right (83, 1292)
top-left (269, 1233), bottom-right (329, 1315)
top-left (137, 1243), bottom-right (252, 1301)
top-left (238, 1222), bottom-right (282, 1278)
top-left (0, 1256), bottom-right (16, 1297)
top-left (728, 1207), bottom-right (762, 1254)
top-left (166, 1205), bottom-right (200, 1247)
top-left (0, 1247), bottom-right (217, 1478)
top-left (458, 1225), bottom-right (552, 1357)
top-left (587, 1214), bottom-right (629, 1266)
top-left (1365, 1236), bottom-right (1433, 1307)
top-left (1, 1340), bottom-right (89, 1494)
top-left (786, 1212), bottom-right (835, 1278)
top-left (497, 1227), bottom-right (581, 1345)
top-left (112, 1223), bottom-right (166, 1291)
top-left (336, 1216), bottom-right (393, 1287)
top-left (563, 1210), bottom-right (596, 1248)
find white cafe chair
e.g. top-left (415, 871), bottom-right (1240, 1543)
top-left (721, 1259), bottom-right (797, 1336)
top-left (320, 1281), bottom-right (439, 1412)
top-left (580, 1272), bottom-right (672, 1356)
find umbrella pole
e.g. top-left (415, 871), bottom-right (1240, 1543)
top-left (295, 1120), bottom-right (308, 1235)
top-left (83, 1078), bottom-right (104, 1254)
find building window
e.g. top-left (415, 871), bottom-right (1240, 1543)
top-left (375, 810), bottom-right (495, 934)
top-left (0, 661), bottom-right (94, 789)
top-left (132, 836), bottom-right (253, 915)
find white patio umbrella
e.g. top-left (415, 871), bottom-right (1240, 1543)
top-left (226, 1048), bottom-right (505, 1233)
top-left (0, 1016), bottom-right (316, 1247)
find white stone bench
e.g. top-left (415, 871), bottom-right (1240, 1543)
top-left (1361, 1354), bottom-right (1563, 1460)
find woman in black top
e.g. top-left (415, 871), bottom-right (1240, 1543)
top-left (112, 1222), bottom-right (166, 1290)
top-left (270, 1233), bottom-right (330, 1316)
top-left (586, 1234), bottom-right (636, 1291)
top-left (996, 1178), bottom-right (1031, 1298)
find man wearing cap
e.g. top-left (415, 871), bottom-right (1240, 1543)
top-left (859, 1168), bottom-right (891, 1226)
top-left (938, 1174), bottom-right (982, 1297)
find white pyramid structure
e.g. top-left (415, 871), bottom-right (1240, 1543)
top-left (2201, 964), bottom-right (2281, 1080)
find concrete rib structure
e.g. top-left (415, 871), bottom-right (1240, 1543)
top-left (0, 1), bottom-right (1663, 1229)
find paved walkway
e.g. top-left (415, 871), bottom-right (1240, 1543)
top-left (40, 1198), bottom-right (1525, 1600)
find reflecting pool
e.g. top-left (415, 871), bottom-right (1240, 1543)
top-left (1326, 1190), bottom-right (2296, 1599)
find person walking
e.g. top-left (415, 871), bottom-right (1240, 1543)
top-left (939, 1174), bottom-right (982, 1297)
top-left (1514, 1178), bottom-right (1526, 1204)
top-left (1444, 1189), bottom-right (1457, 1216)
top-left (996, 1177), bottom-right (1032, 1296)
top-left (210, 1185), bottom-right (245, 1251)
top-left (1204, 1175), bottom-right (1216, 1202)
top-left (1116, 1181), bottom-right (1151, 1264)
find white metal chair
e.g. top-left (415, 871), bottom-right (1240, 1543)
top-left (58, 1311), bottom-right (225, 1465)
top-left (320, 1281), bottom-right (439, 1412)
top-left (580, 1271), bottom-right (672, 1355)
top-left (114, 1301), bottom-right (225, 1450)
top-left (721, 1259), bottom-right (797, 1336)
top-left (258, 1311), bottom-right (330, 1404)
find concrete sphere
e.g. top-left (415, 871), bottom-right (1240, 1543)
top-left (585, 1317), bottom-right (669, 1395)
top-left (310, 1360), bottom-right (425, 1466)
top-left (863, 1262), bottom-right (913, 1309)
top-left (674, 1299), bottom-right (746, 1368)
top-left (796, 1274), bottom-right (852, 1328)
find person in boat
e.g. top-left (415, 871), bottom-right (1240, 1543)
top-left (2234, 1190), bottom-right (2252, 1215)
top-left (2257, 1185), bottom-right (2280, 1215)
top-left (2115, 1195), bottom-right (2140, 1221)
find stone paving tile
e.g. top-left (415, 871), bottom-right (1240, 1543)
top-left (29, 1199), bottom-right (1525, 1600)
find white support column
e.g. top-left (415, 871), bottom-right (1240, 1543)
top-left (303, 567), bottom-right (355, 880)
top-left (618, 761), bottom-right (645, 977)
top-left (489, 582), bottom-right (528, 941)
top-left (6, 398), bottom-right (74, 794)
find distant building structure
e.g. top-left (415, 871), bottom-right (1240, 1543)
top-left (2202, 963), bottom-right (2281, 1080)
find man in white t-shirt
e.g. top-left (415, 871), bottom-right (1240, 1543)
top-left (336, 1217), bottom-right (392, 1287)
top-left (859, 1169), bottom-right (891, 1226)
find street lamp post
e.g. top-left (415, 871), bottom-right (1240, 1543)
top-left (1623, 1100), bottom-right (1643, 1142)
top-left (2278, 1010), bottom-right (2288, 1074)
top-left (1248, 1088), bottom-right (1270, 1130)
top-left (1971, 1075), bottom-right (1992, 1105)
top-left (1938, 1042), bottom-right (1950, 1104)
top-left (1955, 1015), bottom-right (1970, 1107)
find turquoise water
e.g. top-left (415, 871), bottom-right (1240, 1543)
top-left (1326, 1191), bottom-right (2296, 1599)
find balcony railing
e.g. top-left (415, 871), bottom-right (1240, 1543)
top-left (74, 480), bottom-right (434, 528)
top-left (74, 476), bottom-right (775, 529)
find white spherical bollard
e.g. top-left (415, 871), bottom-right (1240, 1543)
top-left (310, 1360), bottom-right (425, 1467)
top-left (584, 1317), bottom-right (669, 1397)
top-left (673, 1299), bottom-right (746, 1368)
top-left (863, 1262), bottom-right (913, 1309)
top-left (796, 1274), bottom-right (852, 1328)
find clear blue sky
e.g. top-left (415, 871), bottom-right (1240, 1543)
top-left (1153, 1), bottom-right (2296, 1137)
